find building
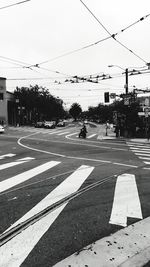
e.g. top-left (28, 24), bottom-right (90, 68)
top-left (0, 77), bottom-right (16, 125)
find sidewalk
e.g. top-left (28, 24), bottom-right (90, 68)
top-left (97, 126), bottom-right (150, 143)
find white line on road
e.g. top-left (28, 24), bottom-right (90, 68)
top-left (57, 131), bottom-right (70, 135)
top-left (139, 156), bottom-right (150, 160)
top-left (66, 132), bottom-right (78, 137)
top-left (109, 173), bottom-right (142, 227)
top-left (131, 148), bottom-right (150, 152)
top-left (0, 157), bottom-right (34, 171)
top-left (0, 165), bottom-right (94, 267)
top-left (87, 134), bottom-right (97, 139)
top-left (0, 153), bottom-right (16, 160)
top-left (0, 161), bottom-right (60, 193)
top-left (135, 153), bottom-right (150, 156)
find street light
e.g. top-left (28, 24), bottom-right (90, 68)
top-left (108, 65), bottom-right (128, 94)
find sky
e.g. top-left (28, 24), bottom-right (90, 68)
top-left (0, 0), bottom-right (150, 110)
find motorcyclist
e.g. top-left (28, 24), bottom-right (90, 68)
top-left (79, 124), bottom-right (87, 138)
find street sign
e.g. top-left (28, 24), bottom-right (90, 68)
top-left (138, 111), bottom-right (150, 116)
top-left (145, 98), bottom-right (149, 106)
top-left (110, 93), bottom-right (116, 99)
top-left (144, 107), bottom-right (150, 117)
top-left (124, 96), bottom-right (130, 105)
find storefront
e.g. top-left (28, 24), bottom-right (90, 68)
top-left (0, 77), bottom-right (16, 125)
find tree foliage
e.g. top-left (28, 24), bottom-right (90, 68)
top-left (69, 103), bottom-right (82, 121)
top-left (14, 85), bottom-right (66, 125)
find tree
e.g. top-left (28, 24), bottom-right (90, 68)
top-left (69, 103), bottom-right (82, 121)
top-left (14, 85), bottom-right (66, 125)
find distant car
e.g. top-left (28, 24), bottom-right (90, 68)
top-left (35, 121), bottom-right (44, 128)
top-left (44, 121), bottom-right (55, 129)
top-left (0, 125), bottom-right (4, 133)
top-left (57, 121), bottom-right (65, 127)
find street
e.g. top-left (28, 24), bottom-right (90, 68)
top-left (0, 124), bottom-right (150, 266)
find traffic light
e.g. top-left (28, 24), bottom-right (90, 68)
top-left (104, 92), bottom-right (109, 103)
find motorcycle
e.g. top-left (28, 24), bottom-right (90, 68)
top-left (79, 128), bottom-right (87, 138)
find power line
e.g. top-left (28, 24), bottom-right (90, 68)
top-left (80, 0), bottom-right (148, 64)
top-left (32, 12), bottom-right (150, 67)
top-left (0, 0), bottom-right (31, 10)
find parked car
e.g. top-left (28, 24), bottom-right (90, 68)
top-left (35, 121), bottom-right (44, 128)
top-left (0, 125), bottom-right (4, 133)
top-left (44, 121), bottom-right (55, 129)
top-left (57, 120), bottom-right (65, 127)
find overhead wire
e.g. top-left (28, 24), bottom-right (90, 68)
top-left (0, 0), bottom-right (31, 10)
top-left (29, 11), bottom-right (150, 67)
top-left (79, 0), bottom-right (148, 64)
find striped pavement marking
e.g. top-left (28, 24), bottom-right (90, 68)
top-left (0, 165), bottom-right (94, 267)
top-left (87, 134), bottom-right (97, 139)
top-left (0, 154), bottom-right (16, 160)
top-left (0, 161), bottom-right (60, 193)
top-left (109, 173), bottom-right (142, 227)
top-left (57, 131), bottom-right (70, 136)
top-left (127, 143), bottom-right (150, 165)
top-left (0, 157), bottom-right (34, 171)
top-left (66, 132), bottom-right (78, 137)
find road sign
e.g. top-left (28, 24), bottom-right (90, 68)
top-left (124, 97), bottom-right (130, 105)
top-left (144, 107), bottom-right (150, 117)
top-left (138, 111), bottom-right (150, 116)
top-left (145, 98), bottom-right (149, 106)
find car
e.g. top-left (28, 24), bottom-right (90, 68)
top-left (57, 120), bottom-right (65, 127)
top-left (34, 121), bottom-right (44, 128)
top-left (44, 121), bottom-right (55, 129)
top-left (0, 125), bottom-right (4, 133)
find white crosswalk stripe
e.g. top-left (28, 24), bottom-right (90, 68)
top-left (0, 160), bottom-right (60, 193)
top-left (0, 154), bottom-right (16, 160)
top-left (0, 157), bottom-right (34, 171)
top-left (57, 131), bottom-right (70, 135)
top-left (0, 165), bottom-right (94, 267)
top-left (87, 134), bottom-right (97, 139)
top-left (0, 153), bottom-right (147, 266)
top-left (127, 142), bottom-right (150, 165)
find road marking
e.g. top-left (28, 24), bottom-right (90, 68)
top-left (16, 157), bottom-right (34, 161)
top-left (109, 173), bottom-right (142, 227)
top-left (135, 153), bottom-right (150, 156)
top-left (113, 163), bottom-right (138, 168)
top-left (139, 156), bottom-right (150, 160)
top-left (127, 145), bottom-right (150, 149)
top-left (0, 153), bottom-right (16, 160)
top-left (48, 130), bottom-right (62, 135)
top-left (87, 134), bottom-right (97, 139)
top-left (53, 216), bottom-right (150, 267)
top-left (143, 161), bottom-right (150, 164)
top-left (66, 132), bottom-right (78, 137)
top-left (17, 134), bottom-right (138, 168)
top-left (0, 157), bottom-right (34, 171)
top-left (0, 161), bottom-right (60, 193)
top-left (131, 148), bottom-right (150, 152)
top-left (0, 165), bottom-right (94, 267)
top-left (57, 131), bottom-right (70, 135)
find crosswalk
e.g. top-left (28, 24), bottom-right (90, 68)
top-left (0, 151), bottom-right (149, 266)
top-left (127, 141), bottom-right (150, 166)
top-left (9, 126), bottom-right (98, 139)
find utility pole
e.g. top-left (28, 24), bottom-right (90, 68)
top-left (125, 68), bottom-right (128, 94)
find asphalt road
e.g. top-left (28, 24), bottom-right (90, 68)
top-left (0, 124), bottom-right (150, 267)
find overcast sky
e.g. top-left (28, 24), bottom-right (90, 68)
top-left (0, 0), bottom-right (150, 110)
